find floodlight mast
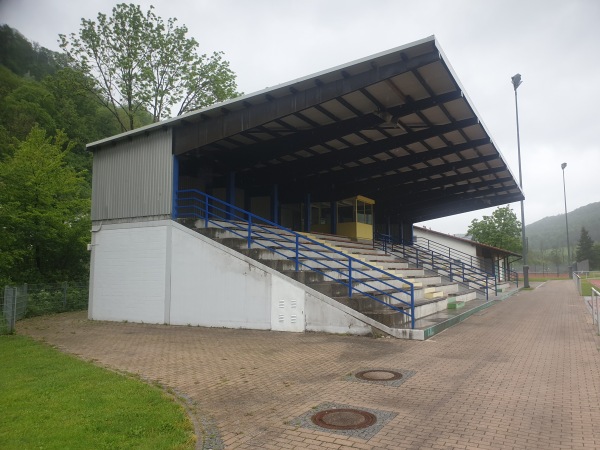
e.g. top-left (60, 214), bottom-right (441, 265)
top-left (561, 162), bottom-right (572, 274)
top-left (512, 73), bottom-right (529, 288)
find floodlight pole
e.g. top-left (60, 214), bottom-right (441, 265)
top-left (561, 162), bottom-right (572, 274)
top-left (512, 74), bottom-right (529, 288)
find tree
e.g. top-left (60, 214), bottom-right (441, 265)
top-left (0, 127), bottom-right (91, 283)
top-left (0, 25), bottom-right (66, 80)
top-left (466, 206), bottom-right (522, 253)
top-left (59, 3), bottom-right (240, 131)
top-left (575, 226), bottom-right (594, 263)
top-left (549, 248), bottom-right (563, 275)
top-left (591, 243), bottom-right (600, 270)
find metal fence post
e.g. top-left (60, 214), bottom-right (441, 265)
top-left (348, 258), bottom-right (353, 298)
top-left (295, 235), bottom-right (299, 272)
top-left (4, 286), bottom-right (16, 333)
top-left (247, 216), bottom-right (252, 249)
top-left (204, 193), bottom-right (209, 228)
top-left (597, 293), bottom-right (599, 336)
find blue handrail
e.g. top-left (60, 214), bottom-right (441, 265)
top-left (175, 189), bottom-right (416, 328)
top-left (374, 233), bottom-right (494, 300)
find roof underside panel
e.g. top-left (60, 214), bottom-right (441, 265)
top-left (89, 36), bottom-right (523, 223)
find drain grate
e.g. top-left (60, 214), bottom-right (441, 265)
top-left (355, 369), bottom-right (403, 381)
top-left (311, 408), bottom-right (377, 430)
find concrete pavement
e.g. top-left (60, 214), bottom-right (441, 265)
top-left (17, 280), bottom-right (600, 449)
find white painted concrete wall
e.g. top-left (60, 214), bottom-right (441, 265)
top-left (88, 222), bottom-right (169, 323)
top-left (170, 224), bottom-right (271, 329)
top-left (89, 220), bottom-right (372, 335)
top-left (414, 227), bottom-right (477, 258)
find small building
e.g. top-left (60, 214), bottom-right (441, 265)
top-left (87, 36), bottom-right (523, 336)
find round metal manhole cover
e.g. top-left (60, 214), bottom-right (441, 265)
top-left (311, 409), bottom-right (377, 430)
top-left (355, 369), bottom-right (403, 381)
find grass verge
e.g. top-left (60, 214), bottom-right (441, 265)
top-left (0, 313), bottom-right (8, 335)
top-left (529, 276), bottom-right (570, 282)
top-left (580, 279), bottom-right (599, 297)
top-left (0, 335), bottom-right (195, 449)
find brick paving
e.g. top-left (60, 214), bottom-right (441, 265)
top-left (17, 280), bottom-right (600, 449)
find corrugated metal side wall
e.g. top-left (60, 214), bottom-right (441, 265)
top-left (91, 129), bottom-right (173, 221)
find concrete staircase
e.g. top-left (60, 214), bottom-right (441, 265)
top-left (377, 240), bottom-right (508, 298)
top-left (192, 221), bottom-right (479, 331)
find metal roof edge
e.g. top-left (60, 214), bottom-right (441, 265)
top-left (87, 35), bottom-right (437, 151)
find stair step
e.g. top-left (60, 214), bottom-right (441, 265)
top-left (424, 290), bottom-right (444, 299)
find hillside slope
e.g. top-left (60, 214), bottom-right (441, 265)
top-left (526, 202), bottom-right (600, 250)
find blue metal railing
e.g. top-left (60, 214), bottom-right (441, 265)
top-left (374, 233), bottom-right (495, 300)
top-left (175, 189), bottom-right (416, 328)
top-left (413, 235), bottom-right (519, 286)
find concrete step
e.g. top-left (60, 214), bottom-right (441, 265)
top-left (194, 220), bottom-right (496, 338)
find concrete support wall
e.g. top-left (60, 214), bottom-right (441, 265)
top-left (88, 222), bottom-right (169, 323)
top-left (89, 220), bottom-right (371, 335)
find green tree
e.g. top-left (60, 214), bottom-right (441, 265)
top-left (59, 3), bottom-right (240, 131)
top-left (591, 243), bottom-right (600, 270)
top-left (0, 25), bottom-right (66, 80)
top-left (575, 226), bottom-right (594, 263)
top-left (0, 80), bottom-right (58, 139)
top-left (467, 206), bottom-right (522, 253)
top-left (549, 248), bottom-right (563, 275)
top-left (0, 127), bottom-right (91, 283)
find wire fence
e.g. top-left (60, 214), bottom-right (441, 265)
top-left (1, 282), bottom-right (88, 334)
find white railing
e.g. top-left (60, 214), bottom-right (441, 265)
top-left (589, 288), bottom-right (600, 335)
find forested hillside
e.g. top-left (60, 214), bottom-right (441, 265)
top-left (0, 25), bottom-right (127, 167)
top-left (1, 11), bottom-right (240, 286)
top-left (526, 202), bottom-right (600, 250)
top-left (0, 25), bottom-right (126, 285)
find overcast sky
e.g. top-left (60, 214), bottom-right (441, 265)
top-left (1, 0), bottom-right (599, 235)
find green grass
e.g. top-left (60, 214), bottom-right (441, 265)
top-left (581, 278), bottom-right (600, 297)
top-left (0, 313), bottom-right (8, 335)
top-left (0, 335), bottom-right (195, 449)
top-left (529, 276), bottom-right (570, 282)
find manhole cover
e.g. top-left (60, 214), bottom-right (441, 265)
top-left (311, 408), bottom-right (377, 430)
top-left (355, 369), bottom-right (403, 381)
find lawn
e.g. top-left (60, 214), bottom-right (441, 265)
top-left (0, 335), bottom-right (195, 449)
top-left (0, 313), bottom-right (7, 335)
top-left (580, 278), bottom-right (600, 297)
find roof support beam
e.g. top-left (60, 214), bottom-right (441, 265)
top-left (318, 152), bottom-right (499, 201)
top-left (213, 90), bottom-right (465, 170)
top-left (281, 137), bottom-right (491, 191)
top-left (379, 174), bottom-right (514, 207)
top-left (379, 167), bottom-right (513, 205)
top-left (257, 117), bottom-right (480, 186)
top-left (174, 50), bottom-right (441, 156)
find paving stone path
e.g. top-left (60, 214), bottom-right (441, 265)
top-left (18, 280), bottom-right (600, 449)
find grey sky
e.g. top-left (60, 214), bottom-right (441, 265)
top-left (1, 0), bottom-right (599, 235)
